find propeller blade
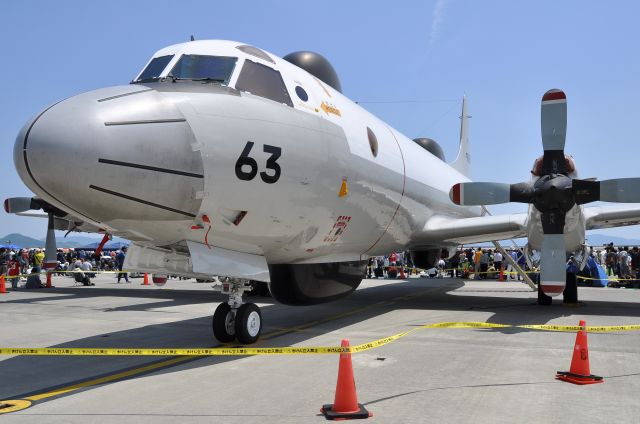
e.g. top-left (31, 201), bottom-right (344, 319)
top-left (4, 197), bottom-right (39, 214)
top-left (539, 233), bottom-right (566, 297)
top-left (450, 182), bottom-right (509, 205)
top-left (43, 212), bottom-right (58, 270)
top-left (450, 182), bottom-right (534, 206)
top-left (573, 178), bottom-right (640, 204)
top-left (541, 89), bottom-right (568, 175)
top-left (599, 178), bottom-right (640, 203)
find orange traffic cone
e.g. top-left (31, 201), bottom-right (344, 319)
top-left (321, 339), bottom-right (371, 420)
top-left (45, 272), bottom-right (52, 288)
top-left (556, 320), bottom-right (603, 385)
top-left (0, 275), bottom-right (6, 294)
top-left (499, 267), bottom-right (504, 281)
top-left (399, 267), bottom-right (406, 279)
top-left (142, 273), bottom-right (149, 286)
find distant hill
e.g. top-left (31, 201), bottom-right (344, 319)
top-left (0, 233), bottom-right (130, 249)
top-left (57, 235), bottom-right (129, 249)
top-left (0, 233), bottom-right (44, 248)
top-left (585, 233), bottom-right (640, 247)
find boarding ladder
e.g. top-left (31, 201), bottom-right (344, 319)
top-left (481, 206), bottom-right (537, 291)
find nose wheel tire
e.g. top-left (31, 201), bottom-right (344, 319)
top-left (235, 303), bottom-right (262, 345)
top-left (212, 303), bottom-right (236, 343)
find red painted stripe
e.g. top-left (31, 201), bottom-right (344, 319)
top-left (451, 184), bottom-right (461, 205)
top-left (541, 284), bottom-right (565, 294)
top-left (542, 91), bottom-right (566, 102)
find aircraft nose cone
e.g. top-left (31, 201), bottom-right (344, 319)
top-left (15, 85), bottom-right (204, 223)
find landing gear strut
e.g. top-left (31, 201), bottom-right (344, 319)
top-left (211, 278), bottom-right (263, 344)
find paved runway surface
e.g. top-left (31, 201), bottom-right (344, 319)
top-left (2, 274), bottom-right (640, 423)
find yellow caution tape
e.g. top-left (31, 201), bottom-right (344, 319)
top-left (3, 321), bottom-right (640, 357)
top-left (0, 346), bottom-right (346, 356)
top-left (421, 321), bottom-right (511, 329)
top-left (576, 275), bottom-right (638, 282)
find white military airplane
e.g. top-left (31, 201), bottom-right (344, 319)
top-left (7, 40), bottom-right (640, 344)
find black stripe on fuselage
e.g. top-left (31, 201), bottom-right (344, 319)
top-left (98, 158), bottom-right (203, 179)
top-left (89, 185), bottom-right (196, 218)
top-left (97, 88), bottom-right (153, 102)
top-left (104, 118), bottom-right (186, 126)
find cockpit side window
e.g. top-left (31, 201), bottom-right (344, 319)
top-left (169, 55), bottom-right (237, 84)
top-left (235, 60), bottom-right (293, 107)
top-left (135, 55), bottom-right (174, 82)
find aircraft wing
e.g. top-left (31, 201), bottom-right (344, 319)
top-left (584, 204), bottom-right (640, 230)
top-left (423, 213), bottom-right (528, 245)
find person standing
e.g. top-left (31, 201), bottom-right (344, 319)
top-left (605, 247), bottom-right (616, 276)
top-left (0, 248), bottom-right (9, 277)
top-left (479, 250), bottom-right (490, 279)
top-left (473, 248), bottom-right (482, 280)
top-left (493, 251), bottom-right (503, 279)
top-left (8, 255), bottom-right (20, 289)
top-left (449, 251), bottom-right (459, 278)
top-left (517, 252), bottom-right (527, 281)
top-left (33, 249), bottom-right (45, 269)
top-left (19, 249), bottom-right (29, 276)
top-left (116, 246), bottom-right (129, 283)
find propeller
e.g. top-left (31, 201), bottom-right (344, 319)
top-left (449, 89), bottom-right (640, 296)
top-left (4, 197), bottom-right (67, 270)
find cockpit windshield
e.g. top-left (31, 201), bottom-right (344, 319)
top-left (168, 55), bottom-right (237, 84)
top-left (135, 55), bottom-right (174, 82)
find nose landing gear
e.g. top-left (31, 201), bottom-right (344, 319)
top-left (212, 278), bottom-right (263, 344)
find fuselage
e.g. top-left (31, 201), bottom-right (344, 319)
top-left (15, 40), bottom-right (480, 265)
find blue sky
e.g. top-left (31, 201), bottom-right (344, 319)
top-left (2, 0), bottom-right (640, 242)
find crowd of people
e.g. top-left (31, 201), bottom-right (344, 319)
top-left (0, 246), bottom-right (129, 289)
top-left (589, 244), bottom-right (639, 280)
top-left (4, 243), bottom-right (637, 289)
top-left (436, 247), bottom-right (529, 280)
top-left (366, 244), bottom-right (640, 285)
top-left (368, 251), bottom-right (414, 278)
top-left (367, 249), bottom-right (528, 280)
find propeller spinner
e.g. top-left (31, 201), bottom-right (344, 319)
top-left (450, 89), bottom-right (640, 296)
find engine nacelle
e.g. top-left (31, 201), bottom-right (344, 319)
top-left (268, 260), bottom-right (367, 305)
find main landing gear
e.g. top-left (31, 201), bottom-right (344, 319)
top-left (212, 278), bottom-right (263, 344)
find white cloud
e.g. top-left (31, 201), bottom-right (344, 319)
top-left (429, 0), bottom-right (451, 47)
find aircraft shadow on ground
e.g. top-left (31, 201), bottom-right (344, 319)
top-left (2, 278), bottom-right (639, 401)
top-left (2, 285), bottom-right (226, 312)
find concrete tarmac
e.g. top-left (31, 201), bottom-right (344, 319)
top-left (2, 274), bottom-right (640, 423)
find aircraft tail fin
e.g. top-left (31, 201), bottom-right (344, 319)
top-left (450, 95), bottom-right (471, 178)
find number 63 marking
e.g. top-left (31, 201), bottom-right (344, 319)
top-left (235, 141), bottom-right (282, 184)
